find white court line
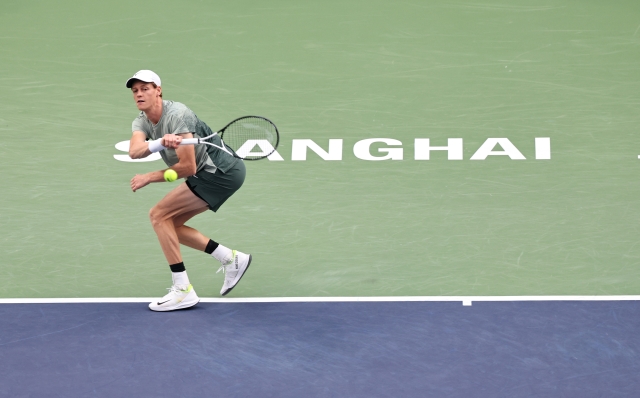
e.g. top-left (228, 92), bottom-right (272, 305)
top-left (1, 296), bottom-right (640, 305)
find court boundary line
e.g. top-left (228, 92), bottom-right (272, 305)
top-left (1, 295), bottom-right (639, 305)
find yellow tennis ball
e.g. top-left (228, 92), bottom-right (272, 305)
top-left (164, 169), bottom-right (178, 182)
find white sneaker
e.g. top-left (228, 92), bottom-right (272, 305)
top-left (217, 250), bottom-right (252, 296)
top-left (149, 284), bottom-right (199, 312)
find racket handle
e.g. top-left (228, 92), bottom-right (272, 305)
top-left (180, 138), bottom-right (200, 145)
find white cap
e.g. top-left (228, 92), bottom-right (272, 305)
top-left (125, 70), bottom-right (161, 88)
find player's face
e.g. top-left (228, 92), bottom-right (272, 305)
top-left (131, 81), bottom-right (161, 112)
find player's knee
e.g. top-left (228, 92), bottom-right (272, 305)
top-left (148, 207), bottom-right (157, 225)
top-left (149, 206), bottom-right (168, 227)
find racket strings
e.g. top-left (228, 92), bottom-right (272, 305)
top-left (222, 117), bottom-right (279, 160)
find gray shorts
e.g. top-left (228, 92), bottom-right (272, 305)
top-left (185, 161), bottom-right (246, 212)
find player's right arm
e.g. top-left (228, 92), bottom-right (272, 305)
top-left (128, 130), bottom-right (152, 159)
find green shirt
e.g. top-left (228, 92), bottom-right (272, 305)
top-left (131, 100), bottom-right (238, 174)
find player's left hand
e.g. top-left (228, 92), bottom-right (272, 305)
top-left (161, 134), bottom-right (182, 149)
top-left (131, 173), bottom-right (151, 192)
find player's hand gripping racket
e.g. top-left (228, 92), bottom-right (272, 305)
top-left (180, 116), bottom-right (279, 160)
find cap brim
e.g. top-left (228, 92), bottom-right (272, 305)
top-left (126, 77), bottom-right (155, 88)
top-left (125, 78), bottom-right (138, 88)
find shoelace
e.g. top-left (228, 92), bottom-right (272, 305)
top-left (166, 285), bottom-right (188, 294)
top-left (216, 257), bottom-right (235, 275)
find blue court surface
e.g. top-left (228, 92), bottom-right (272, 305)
top-left (1, 300), bottom-right (639, 397)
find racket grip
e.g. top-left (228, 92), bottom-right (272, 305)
top-left (180, 138), bottom-right (200, 145)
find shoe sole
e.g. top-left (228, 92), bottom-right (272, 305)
top-left (149, 298), bottom-right (200, 312)
top-left (221, 254), bottom-right (252, 296)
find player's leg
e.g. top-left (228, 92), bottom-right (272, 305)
top-left (173, 208), bottom-right (210, 251)
top-left (172, 207), bottom-right (237, 264)
top-left (149, 183), bottom-right (210, 263)
top-left (172, 206), bottom-right (251, 296)
top-left (167, 191), bottom-right (251, 284)
top-left (147, 183), bottom-right (206, 312)
top-left (184, 163), bottom-right (252, 296)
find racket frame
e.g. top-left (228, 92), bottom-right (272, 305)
top-left (179, 115), bottom-right (278, 160)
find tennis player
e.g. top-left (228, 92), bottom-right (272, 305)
top-left (125, 70), bottom-right (252, 312)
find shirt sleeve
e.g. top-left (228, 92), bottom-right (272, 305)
top-left (169, 113), bottom-right (194, 135)
top-left (132, 117), bottom-right (149, 139)
top-left (173, 121), bottom-right (191, 135)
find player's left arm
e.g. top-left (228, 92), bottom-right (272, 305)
top-left (166, 133), bottom-right (197, 177)
top-left (130, 133), bottom-right (197, 192)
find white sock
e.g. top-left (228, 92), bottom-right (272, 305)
top-left (212, 245), bottom-right (233, 263)
top-left (172, 271), bottom-right (190, 288)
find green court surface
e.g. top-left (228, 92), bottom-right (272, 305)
top-left (1, 0), bottom-right (639, 298)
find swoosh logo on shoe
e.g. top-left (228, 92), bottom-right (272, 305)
top-left (157, 300), bottom-right (170, 305)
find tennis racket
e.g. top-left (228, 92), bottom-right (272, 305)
top-left (180, 115), bottom-right (279, 160)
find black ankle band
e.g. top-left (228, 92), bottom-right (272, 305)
top-left (170, 262), bottom-right (186, 273)
top-left (204, 240), bottom-right (219, 254)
